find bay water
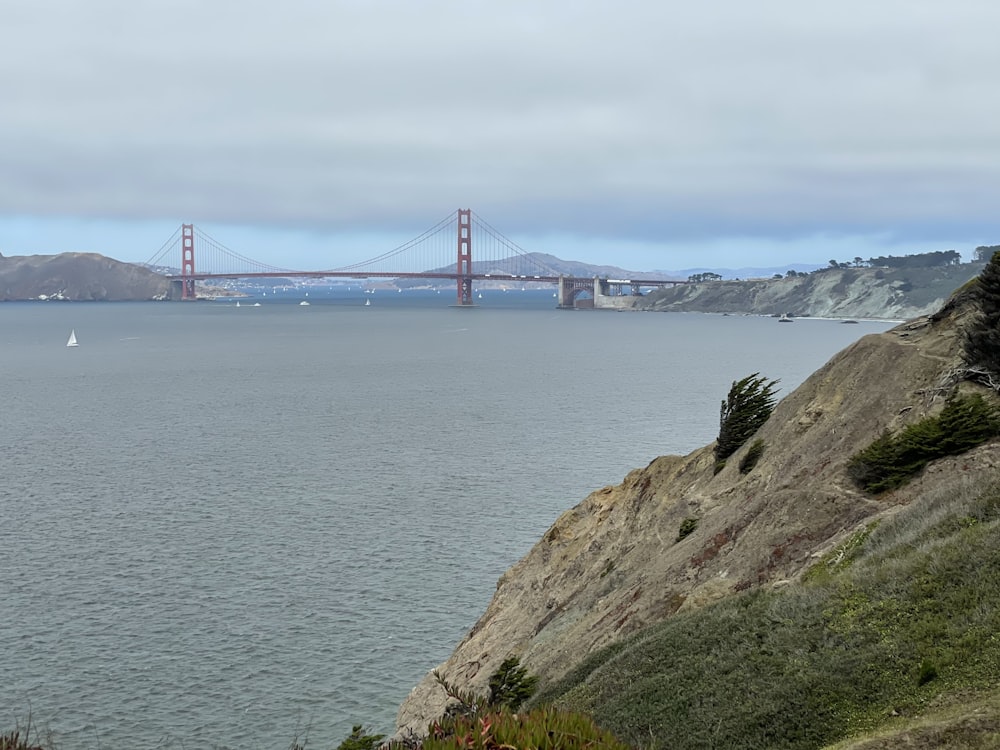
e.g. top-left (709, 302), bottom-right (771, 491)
top-left (0, 293), bottom-right (893, 748)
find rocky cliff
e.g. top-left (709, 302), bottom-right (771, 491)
top-left (634, 264), bottom-right (984, 319)
top-left (395, 284), bottom-right (999, 737)
top-left (0, 252), bottom-right (171, 301)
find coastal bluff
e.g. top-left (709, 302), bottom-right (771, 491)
top-left (394, 288), bottom-right (999, 738)
top-left (634, 263), bottom-right (984, 319)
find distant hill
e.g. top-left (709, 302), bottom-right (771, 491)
top-left (410, 252), bottom-right (685, 285)
top-left (0, 252), bottom-right (172, 301)
top-left (516, 253), bottom-right (685, 280)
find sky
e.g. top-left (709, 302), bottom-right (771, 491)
top-left (3, 0), bottom-right (1000, 273)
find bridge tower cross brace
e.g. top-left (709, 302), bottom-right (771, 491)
top-left (181, 224), bottom-right (196, 300)
top-left (456, 209), bottom-right (473, 306)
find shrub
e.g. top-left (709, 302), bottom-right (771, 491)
top-left (423, 665), bottom-right (623, 750)
top-left (676, 517), bottom-right (699, 542)
top-left (488, 657), bottom-right (538, 710)
top-left (738, 438), bottom-right (765, 474)
top-left (917, 658), bottom-right (938, 686)
top-left (430, 657), bottom-right (539, 731)
top-left (335, 725), bottom-right (385, 750)
top-left (848, 393), bottom-right (1000, 493)
top-left (715, 374), bottom-right (779, 463)
top-left (422, 707), bottom-right (630, 750)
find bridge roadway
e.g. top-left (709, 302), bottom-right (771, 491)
top-left (167, 271), bottom-right (688, 308)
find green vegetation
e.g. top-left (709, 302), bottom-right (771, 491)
top-left (530, 477), bottom-right (1000, 750)
top-left (687, 272), bottom-right (723, 282)
top-left (847, 393), bottom-right (1000, 493)
top-left (963, 249), bottom-right (1000, 388)
top-left (738, 438), bottom-right (765, 474)
top-left (419, 660), bottom-right (626, 750)
top-left (488, 656), bottom-right (539, 710)
top-left (676, 517), bottom-right (699, 542)
top-left (423, 706), bottom-right (630, 750)
top-left (334, 725), bottom-right (386, 750)
top-left (714, 373), bottom-right (779, 472)
top-left (826, 250), bottom-right (962, 270)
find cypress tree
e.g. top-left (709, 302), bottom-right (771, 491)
top-left (963, 250), bottom-right (1000, 386)
top-left (715, 373), bottom-right (780, 464)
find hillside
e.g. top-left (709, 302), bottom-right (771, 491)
top-left (0, 252), bottom-right (171, 301)
top-left (394, 268), bottom-right (1000, 747)
top-left (635, 263), bottom-right (985, 319)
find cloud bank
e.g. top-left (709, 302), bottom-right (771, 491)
top-left (3, 1), bottom-right (1000, 266)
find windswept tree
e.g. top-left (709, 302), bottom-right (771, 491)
top-left (962, 250), bottom-right (1000, 389)
top-left (715, 373), bottom-right (780, 466)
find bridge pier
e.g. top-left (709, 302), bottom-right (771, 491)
top-left (557, 275), bottom-right (599, 309)
top-left (558, 275), bottom-right (651, 309)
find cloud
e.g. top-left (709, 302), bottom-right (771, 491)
top-left (3, 0), bottom-right (1000, 265)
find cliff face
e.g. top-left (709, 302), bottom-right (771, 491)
top-left (395, 291), bottom-right (999, 736)
top-left (0, 252), bottom-right (171, 301)
top-left (635, 264), bottom-right (984, 319)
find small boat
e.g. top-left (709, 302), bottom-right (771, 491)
top-left (365, 298), bottom-right (371, 306)
top-left (236, 301), bottom-right (240, 307)
top-left (300, 300), bottom-right (310, 306)
top-left (778, 313), bottom-right (793, 323)
top-left (66, 330), bottom-right (79, 347)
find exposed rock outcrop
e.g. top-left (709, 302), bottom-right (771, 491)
top-left (635, 264), bottom-right (984, 319)
top-left (395, 287), bottom-right (999, 737)
top-left (0, 252), bottom-right (171, 301)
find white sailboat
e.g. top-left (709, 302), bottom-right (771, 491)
top-left (365, 298), bottom-right (371, 306)
top-left (66, 330), bottom-right (79, 347)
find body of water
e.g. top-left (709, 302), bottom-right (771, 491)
top-left (0, 295), bottom-right (893, 748)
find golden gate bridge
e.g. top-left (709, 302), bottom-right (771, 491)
top-left (144, 209), bottom-right (687, 308)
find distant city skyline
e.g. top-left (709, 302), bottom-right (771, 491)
top-left (3, 2), bottom-right (999, 272)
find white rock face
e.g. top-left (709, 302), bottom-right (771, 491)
top-left (636, 265), bottom-right (984, 320)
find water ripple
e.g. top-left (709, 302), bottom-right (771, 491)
top-left (0, 303), bottom-right (892, 748)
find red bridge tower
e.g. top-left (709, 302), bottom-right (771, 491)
top-left (181, 224), bottom-right (196, 300)
top-left (455, 209), bottom-right (473, 306)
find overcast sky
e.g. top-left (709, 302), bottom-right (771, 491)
top-left (3, 0), bottom-right (1000, 272)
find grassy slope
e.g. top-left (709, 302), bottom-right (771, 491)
top-left (532, 473), bottom-right (1000, 749)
